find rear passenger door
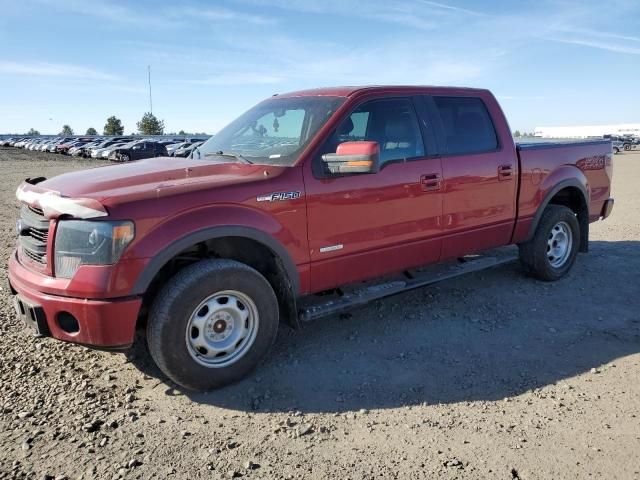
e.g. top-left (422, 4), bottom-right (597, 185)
top-left (424, 95), bottom-right (517, 259)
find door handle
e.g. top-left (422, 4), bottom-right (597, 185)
top-left (420, 173), bottom-right (441, 191)
top-left (498, 164), bottom-right (513, 181)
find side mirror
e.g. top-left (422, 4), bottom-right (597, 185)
top-left (322, 141), bottom-right (379, 175)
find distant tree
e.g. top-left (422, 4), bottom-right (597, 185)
top-left (60, 125), bottom-right (74, 135)
top-left (103, 116), bottom-right (124, 136)
top-left (178, 130), bottom-right (187, 135)
top-left (27, 128), bottom-right (40, 135)
top-left (86, 127), bottom-right (98, 135)
top-left (513, 130), bottom-right (521, 137)
top-left (137, 112), bottom-right (164, 135)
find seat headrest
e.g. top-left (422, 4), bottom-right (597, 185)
top-left (338, 117), bottom-right (354, 136)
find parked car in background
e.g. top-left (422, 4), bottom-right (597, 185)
top-left (100, 144), bottom-right (127, 158)
top-left (166, 139), bottom-right (206, 156)
top-left (109, 140), bottom-right (168, 162)
top-left (88, 139), bottom-right (132, 158)
top-left (166, 142), bottom-right (189, 156)
top-left (98, 142), bottom-right (130, 158)
top-left (623, 137), bottom-right (639, 151)
top-left (13, 138), bottom-right (31, 148)
top-left (54, 138), bottom-right (83, 154)
top-left (56, 140), bottom-right (82, 155)
top-left (68, 141), bottom-right (94, 156)
top-left (612, 140), bottom-right (623, 154)
top-left (175, 141), bottom-right (205, 158)
top-left (73, 140), bottom-right (104, 157)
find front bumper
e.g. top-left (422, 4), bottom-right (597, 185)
top-left (8, 254), bottom-right (142, 348)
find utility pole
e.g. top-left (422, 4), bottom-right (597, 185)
top-left (148, 65), bottom-right (153, 114)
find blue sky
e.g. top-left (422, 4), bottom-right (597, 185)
top-left (1, 0), bottom-right (639, 135)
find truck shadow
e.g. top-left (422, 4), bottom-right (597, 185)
top-left (128, 240), bottom-right (640, 413)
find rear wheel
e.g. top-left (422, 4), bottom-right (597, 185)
top-left (147, 259), bottom-right (279, 391)
top-left (519, 205), bottom-right (580, 281)
top-left (614, 147), bottom-right (620, 154)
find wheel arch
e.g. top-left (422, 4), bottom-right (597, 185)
top-left (133, 226), bottom-right (300, 329)
top-left (526, 178), bottom-right (589, 253)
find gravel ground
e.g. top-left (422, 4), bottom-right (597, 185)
top-left (0, 147), bottom-right (638, 480)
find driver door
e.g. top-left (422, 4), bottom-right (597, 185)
top-left (303, 96), bottom-right (443, 292)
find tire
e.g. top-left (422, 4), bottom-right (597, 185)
top-left (120, 153), bottom-right (130, 162)
top-left (147, 259), bottom-right (279, 391)
top-left (518, 205), bottom-right (580, 281)
top-left (624, 144), bottom-right (631, 151)
top-left (614, 147), bottom-right (620, 154)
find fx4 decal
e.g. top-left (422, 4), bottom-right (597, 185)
top-left (256, 191), bottom-right (302, 202)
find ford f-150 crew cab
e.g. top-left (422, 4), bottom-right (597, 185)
top-left (8, 86), bottom-right (614, 390)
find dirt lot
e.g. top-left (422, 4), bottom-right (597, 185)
top-left (0, 147), bottom-right (638, 480)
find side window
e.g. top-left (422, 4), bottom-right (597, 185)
top-left (326, 98), bottom-right (425, 167)
top-left (432, 96), bottom-right (498, 155)
top-left (347, 111), bottom-right (370, 140)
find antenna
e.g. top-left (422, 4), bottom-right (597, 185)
top-left (148, 65), bottom-right (153, 114)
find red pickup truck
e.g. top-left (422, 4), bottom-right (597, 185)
top-left (9, 86), bottom-right (614, 390)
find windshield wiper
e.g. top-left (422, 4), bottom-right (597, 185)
top-left (204, 150), bottom-right (253, 164)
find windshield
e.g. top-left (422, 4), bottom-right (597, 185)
top-left (196, 96), bottom-right (344, 166)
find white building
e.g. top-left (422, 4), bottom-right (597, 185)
top-left (533, 123), bottom-right (640, 139)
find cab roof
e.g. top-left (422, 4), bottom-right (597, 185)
top-left (275, 85), bottom-right (491, 98)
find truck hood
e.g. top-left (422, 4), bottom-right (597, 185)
top-left (18, 157), bottom-right (288, 218)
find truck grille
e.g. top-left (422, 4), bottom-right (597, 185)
top-left (18, 205), bottom-right (49, 267)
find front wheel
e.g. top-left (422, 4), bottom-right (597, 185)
top-left (519, 205), bottom-right (580, 281)
top-left (147, 259), bottom-right (279, 391)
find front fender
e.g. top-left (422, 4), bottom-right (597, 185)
top-left (126, 205), bottom-right (302, 295)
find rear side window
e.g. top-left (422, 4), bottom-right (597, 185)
top-left (432, 96), bottom-right (498, 155)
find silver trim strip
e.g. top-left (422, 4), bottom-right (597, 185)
top-left (319, 244), bottom-right (344, 253)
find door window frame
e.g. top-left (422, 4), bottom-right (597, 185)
top-left (311, 95), bottom-right (439, 179)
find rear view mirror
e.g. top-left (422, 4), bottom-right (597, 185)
top-left (322, 141), bottom-right (379, 175)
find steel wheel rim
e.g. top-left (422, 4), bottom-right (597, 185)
top-left (547, 221), bottom-right (572, 268)
top-left (185, 290), bottom-right (259, 368)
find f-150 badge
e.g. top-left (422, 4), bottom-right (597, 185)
top-left (256, 191), bottom-right (301, 202)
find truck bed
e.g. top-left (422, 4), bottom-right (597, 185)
top-left (513, 139), bottom-right (613, 241)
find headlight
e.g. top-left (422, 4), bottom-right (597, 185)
top-left (54, 220), bottom-right (135, 279)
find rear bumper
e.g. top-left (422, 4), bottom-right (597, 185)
top-left (8, 255), bottom-right (141, 348)
top-left (601, 198), bottom-right (614, 219)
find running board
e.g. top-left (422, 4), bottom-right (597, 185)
top-left (299, 247), bottom-right (518, 322)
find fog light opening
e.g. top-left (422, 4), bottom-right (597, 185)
top-left (57, 312), bottom-right (80, 334)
